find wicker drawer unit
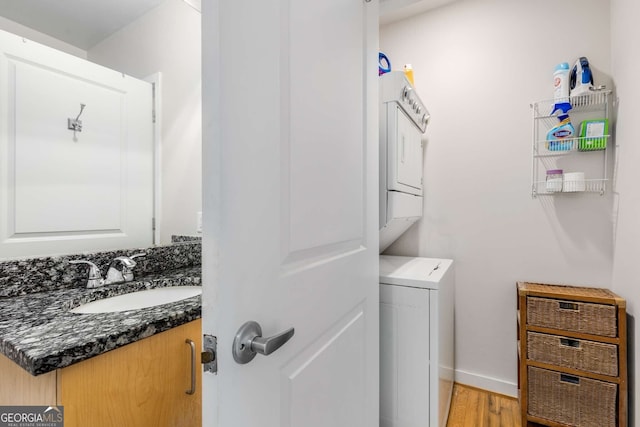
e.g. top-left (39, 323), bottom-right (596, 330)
top-left (527, 297), bottom-right (617, 337)
top-left (517, 282), bottom-right (627, 427)
top-left (528, 367), bottom-right (617, 427)
top-left (527, 332), bottom-right (618, 376)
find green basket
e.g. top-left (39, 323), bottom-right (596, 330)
top-left (578, 119), bottom-right (608, 151)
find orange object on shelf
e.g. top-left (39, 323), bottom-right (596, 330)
top-left (403, 64), bottom-right (414, 85)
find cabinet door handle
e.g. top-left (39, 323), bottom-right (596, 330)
top-left (185, 339), bottom-right (196, 395)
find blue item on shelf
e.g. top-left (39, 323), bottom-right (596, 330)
top-left (379, 52), bottom-right (391, 76)
top-left (547, 102), bottom-right (575, 151)
top-left (570, 57), bottom-right (594, 96)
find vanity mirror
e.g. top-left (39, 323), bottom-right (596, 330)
top-left (0, 0), bottom-right (202, 260)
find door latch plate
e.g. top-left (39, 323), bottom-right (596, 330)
top-left (202, 334), bottom-right (217, 374)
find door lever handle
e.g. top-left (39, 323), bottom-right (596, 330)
top-left (251, 327), bottom-right (295, 356)
top-left (233, 321), bottom-right (295, 364)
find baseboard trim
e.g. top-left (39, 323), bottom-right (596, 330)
top-left (455, 369), bottom-right (518, 398)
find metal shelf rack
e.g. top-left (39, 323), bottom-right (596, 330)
top-left (531, 90), bottom-right (612, 198)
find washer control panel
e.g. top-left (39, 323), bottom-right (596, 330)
top-left (380, 71), bottom-right (430, 133)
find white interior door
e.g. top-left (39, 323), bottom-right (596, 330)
top-left (0, 29), bottom-right (153, 259)
top-left (201, 1), bottom-right (379, 426)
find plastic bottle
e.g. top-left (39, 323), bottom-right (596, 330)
top-left (546, 103), bottom-right (575, 151)
top-left (545, 169), bottom-right (563, 193)
top-left (403, 64), bottom-right (414, 86)
top-left (553, 62), bottom-right (570, 103)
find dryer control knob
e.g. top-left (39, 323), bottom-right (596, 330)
top-left (402, 86), bottom-right (412, 102)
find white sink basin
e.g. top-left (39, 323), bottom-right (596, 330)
top-left (70, 286), bottom-right (202, 314)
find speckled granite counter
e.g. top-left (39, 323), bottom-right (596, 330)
top-left (0, 267), bottom-right (201, 376)
top-left (0, 241), bottom-right (201, 298)
top-left (171, 235), bottom-right (202, 243)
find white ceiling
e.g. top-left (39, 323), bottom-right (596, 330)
top-left (380, 0), bottom-right (458, 25)
top-left (0, 0), bottom-right (166, 50)
top-left (0, 0), bottom-right (447, 50)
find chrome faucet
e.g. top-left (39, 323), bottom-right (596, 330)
top-left (70, 253), bottom-right (146, 288)
top-left (105, 253), bottom-right (146, 284)
top-left (69, 260), bottom-right (105, 289)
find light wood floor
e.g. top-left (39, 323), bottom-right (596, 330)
top-left (447, 383), bottom-right (522, 427)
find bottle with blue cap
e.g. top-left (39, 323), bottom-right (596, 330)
top-left (553, 62), bottom-right (570, 103)
top-left (547, 103), bottom-right (575, 151)
top-left (547, 62), bottom-right (575, 151)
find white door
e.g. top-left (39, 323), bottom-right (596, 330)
top-left (201, 1), bottom-right (379, 426)
top-left (0, 29), bottom-right (153, 259)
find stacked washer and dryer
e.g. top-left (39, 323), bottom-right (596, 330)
top-left (379, 71), bottom-right (428, 253)
top-left (378, 71), bottom-right (455, 427)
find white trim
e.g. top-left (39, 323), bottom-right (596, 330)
top-left (143, 72), bottom-right (162, 246)
top-left (455, 368), bottom-right (518, 398)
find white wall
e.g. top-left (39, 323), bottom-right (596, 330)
top-left (611, 0), bottom-right (640, 422)
top-left (0, 15), bottom-right (86, 58)
top-left (381, 0), bottom-right (612, 396)
top-left (88, 0), bottom-right (201, 244)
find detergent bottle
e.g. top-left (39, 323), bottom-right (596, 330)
top-left (547, 102), bottom-right (575, 151)
top-left (553, 62), bottom-right (570, 103)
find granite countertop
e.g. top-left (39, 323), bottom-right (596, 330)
top-left (0, 266), bottom-right (201, 376)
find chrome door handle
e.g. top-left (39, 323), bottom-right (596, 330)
top-left (232, 321), bottom-right (295, 364)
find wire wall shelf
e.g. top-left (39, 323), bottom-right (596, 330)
top-left (530, 91), bottom-right (613, 198)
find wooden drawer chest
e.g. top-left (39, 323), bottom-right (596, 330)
top-left (517, 282), bottom-right (627, 427)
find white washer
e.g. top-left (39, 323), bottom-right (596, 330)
top-left (379, 255), bottom-right (455, 427)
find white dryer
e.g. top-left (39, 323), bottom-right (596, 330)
top-left (379, 72), bottom-right (430, 252)
top-left (379, 255), bottom-right (455, 427)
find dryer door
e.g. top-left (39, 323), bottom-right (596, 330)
top-left (388, 105), bottom-right (423, 195)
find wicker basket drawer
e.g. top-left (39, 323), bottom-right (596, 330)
top-left (527, 332), bottom-right (618, 376)
top-left (528, 367), bottom-right (617, 427)
top-left (527, 297), bottom-right (617, 337)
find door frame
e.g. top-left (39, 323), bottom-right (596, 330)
top-left (144, 72), bottom-right (162, 246)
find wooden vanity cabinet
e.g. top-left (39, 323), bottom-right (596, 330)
top-left (0, 319), bottom-right (202, 427)
top-left (0, 353), bottom-right (58, 404)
